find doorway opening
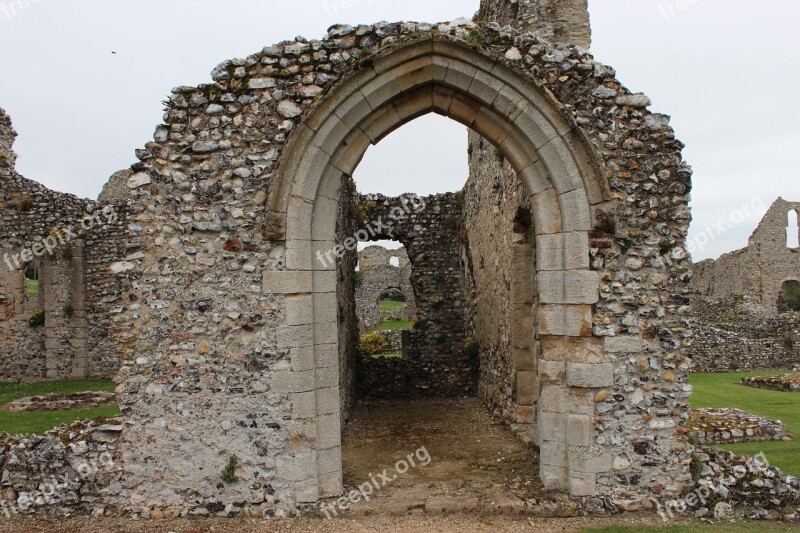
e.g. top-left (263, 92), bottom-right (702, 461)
top-left (339, 114), bottom-right (543, 509)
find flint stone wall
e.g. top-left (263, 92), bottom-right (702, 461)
top-left (0, 0), bottom-right (696, 513)
top-left (111, 20), bottom-right (693, 508)
top-left (687, 295), bottom-right (799, 372)
top-left (0, 108), bottom-right (127, 382)
top-left (463, 135), bottom-right (537, 426)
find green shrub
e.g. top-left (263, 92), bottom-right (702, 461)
top-left (28, 311), bottom-right (45, 328)
top-left (18, 196), bottom-right (33, 212)
top-left (360, 332), bottom-right (386, 356)
top-left (690, 452), bottom-right (703, 484)
top-left (221, 455), bottom-right (239, 484)
top-left (64, 304), bottom-right (75, 319)
top-left (464, 336), bottom-right (480, 370)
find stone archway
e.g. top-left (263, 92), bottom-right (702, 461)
top-left (267, 35), bottom-right (612, 498)
top-left (110, 19), bottom-right (694, 513)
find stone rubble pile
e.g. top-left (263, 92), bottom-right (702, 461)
top-left (688, 408), bottom-right (790, 445)
top-left (742, 374), bottom-right (800, 393)
top-left (694, 447), bottom-right (800, 520)
top-left (0, 418), bottom-right (124, 517)
top-left (6, 392), bottom-right (117, 412)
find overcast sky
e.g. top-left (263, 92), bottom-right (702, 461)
top-left (1, 0), bottom-right (798, 260)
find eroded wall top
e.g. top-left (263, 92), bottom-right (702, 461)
top-left (477, 0), bottom-right (591, 48)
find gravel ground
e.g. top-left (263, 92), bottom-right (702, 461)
top-left (0, 513), bottom-right (692, 533)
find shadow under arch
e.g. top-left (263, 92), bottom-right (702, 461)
top-left (269, 34), bottom-right (612, 499)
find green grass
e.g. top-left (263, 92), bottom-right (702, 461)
top-left (0, 379), bottom-right (119, 436)
top-left (379, 299), bottom-right (406, 313)
top-left (373, 319), bottom-right (414, 331)
top-left (782, 280), bottom-right (800, 310)
top-left (25, 278), bottom-right (39, 297)
top-left (371, 353), bottom-right (402, 359)
top-left (581, 523), bottom-right (796, 532)
top-left (690, 371), bottom-right (800, 476)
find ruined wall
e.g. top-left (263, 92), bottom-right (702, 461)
top-left (356, 193), bottom-right (474, 397)
top-left (688, 295), bottom-right (799, 372)
top-left (0, 12), bottom-right (683, 512)
top-left (0, 108), bottom-right (127, 381)
top-left (354, 245), bottom-right (416, 332)
top-left (476, 0), bottom-right (591, 48)
top-left (693, 198), bottom-right (800, 315)
top-left (463, 135), bottom-right (537, 426)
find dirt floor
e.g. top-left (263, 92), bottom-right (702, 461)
top-left (0, 514), bottom-right (702, 533)
top-left (342, 396), bottom-right (540, 501)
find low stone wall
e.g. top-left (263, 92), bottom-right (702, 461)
top-left (742, 374), bottom-right (800, 392)
top-left (689, 447), bottom-right (800, 518)
top-left (0, 419), bottom-right (124, 517)
top-left (688, 295), bottom-right (799, 372)
top-left (687, 408), bottom-right (790, 445)
top-left (5, 392), bottom-right (116, 412)
top-left (380, 330), bottom-right (404, 353)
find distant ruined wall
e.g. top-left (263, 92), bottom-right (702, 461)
top-left (688, 295), bottom-right (799, 372)
top-left (0, 108), bottom-right (127, 381)
top-left (694, 198), bottom-right (800, 315)
top-left (354, 245), bottom-right (416, 332)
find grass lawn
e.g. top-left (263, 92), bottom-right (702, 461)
top-left (581, 522), bottom-right (796, 532)
top-left (0, 379), bottom-right (120, 436)
top-left (371, 353), bottom-right (402, 359)
top-left (690, 370), bottom-right (800, 476)
top-left (373, 319), bottom-right (414, 331)
top-left (379, 299), bottom-right (406, 313)
top-left (26, 278), bottom-right (39, 297)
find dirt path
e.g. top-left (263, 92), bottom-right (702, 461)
top-left (0, 514), bottom-right (692, 533)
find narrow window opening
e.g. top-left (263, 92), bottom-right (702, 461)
top-left (788, 210), bottom-right (799, 249)
top-left (24, 262), bottom-right (39, 298)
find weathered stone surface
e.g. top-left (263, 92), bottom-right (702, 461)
top-left (0, 0), bottom-right (697, 512)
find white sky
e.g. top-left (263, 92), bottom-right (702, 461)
top-left (1, 0), bottom-right (798, 260)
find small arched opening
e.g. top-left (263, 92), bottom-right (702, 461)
top-left (778, 279), bottom-right (800, 313)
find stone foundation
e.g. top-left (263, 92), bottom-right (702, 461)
top-left (742, 373), bottom-right (800, 392)
top-left (688, 408), bottom-right (790, 445)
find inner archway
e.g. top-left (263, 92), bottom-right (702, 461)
top-left (270, 35), bottom-right (610, 499)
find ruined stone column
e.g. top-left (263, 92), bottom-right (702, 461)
top-left (477, 0), bottom-right (592, 49)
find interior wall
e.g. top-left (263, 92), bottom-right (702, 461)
top-left (336, 178), bottom-right (360, 424)
top-left (463, 131), bottom-right (537, 426)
